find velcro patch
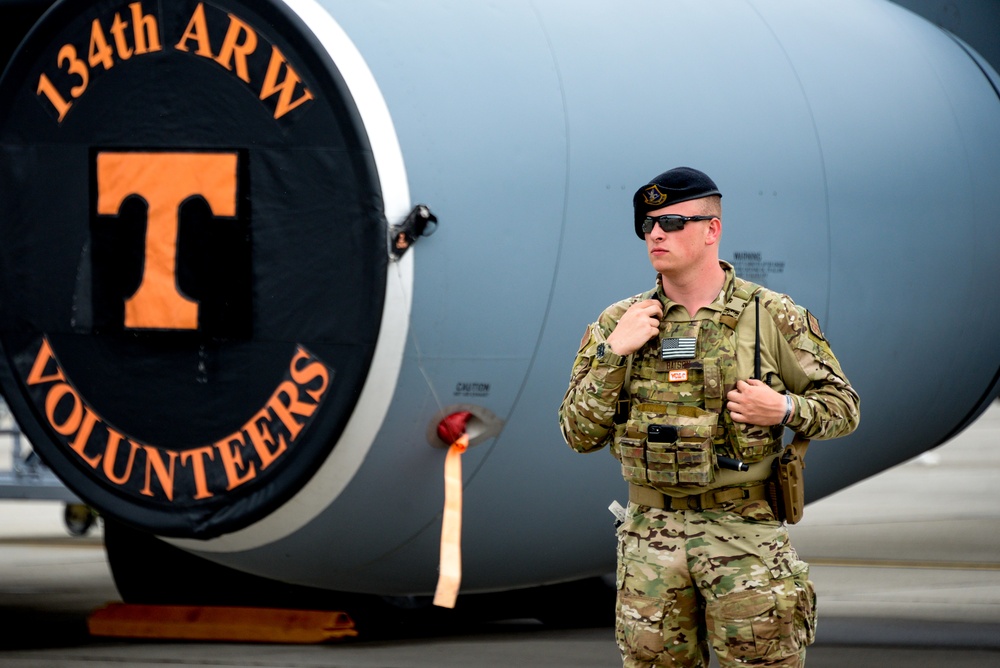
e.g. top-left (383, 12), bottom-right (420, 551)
top-left (806, 310), bottom-right (825, 341)
top-left (661, 337), bottom-right (696, 360)
top-left (668, 370), bottom-right (688, 382)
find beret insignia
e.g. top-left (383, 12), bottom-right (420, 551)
top-left (642, 184), bottom-right (669, 206)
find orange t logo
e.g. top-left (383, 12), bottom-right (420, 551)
top-left (96, 152), bottom-right (238, 330)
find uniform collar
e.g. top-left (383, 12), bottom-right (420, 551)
top-left (654, 261), bottom-right (736, 315)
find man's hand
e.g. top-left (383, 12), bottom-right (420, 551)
top-left (727, 379), bottom-right (791, 426)
top-left (606, 299), bottom-right (663, 356)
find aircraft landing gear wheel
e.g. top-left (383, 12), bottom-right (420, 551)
top-left (63, 504), bottom-right (97, 536)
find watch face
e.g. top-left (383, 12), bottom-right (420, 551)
top-left (597, 343), bottom-right (607, 359)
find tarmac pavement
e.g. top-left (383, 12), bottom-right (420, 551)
top-left (1, 403), bottom-right (999, 666)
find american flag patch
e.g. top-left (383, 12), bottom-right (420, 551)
top-left (661, 337), bottom-right (696, 360)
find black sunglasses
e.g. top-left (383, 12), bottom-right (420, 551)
top-left (641, 214), bottom-right (715, 234)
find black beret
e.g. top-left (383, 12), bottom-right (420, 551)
top-left (632, 166), bottom-right (722, 238)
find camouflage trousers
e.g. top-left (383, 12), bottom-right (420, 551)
top-left (614, 497), bottom-right (816, 667)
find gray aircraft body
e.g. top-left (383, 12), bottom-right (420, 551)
top-left (0, 0), bottom-right (998, 604)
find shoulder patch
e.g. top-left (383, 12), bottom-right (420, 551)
top-left (806, 310), bottom-right (826, 341)
top-left (578, 325), bottom-right (592, 352)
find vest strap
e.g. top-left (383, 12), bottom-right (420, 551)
top-left (719, 282), bottom-right (758, 330)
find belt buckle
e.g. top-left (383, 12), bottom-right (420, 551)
top-left (676, 494), bottom-right (704, 511)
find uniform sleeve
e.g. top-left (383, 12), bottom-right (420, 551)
top-left (764, 296), bottom-right (861, 441)
top-left (558, 313), bottom-right (629, 454)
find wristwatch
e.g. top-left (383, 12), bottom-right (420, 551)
top-left (596, 342), bottom-right (625, 366)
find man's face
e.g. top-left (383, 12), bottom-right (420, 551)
top-left (643, 199), bottom-right (718, 276)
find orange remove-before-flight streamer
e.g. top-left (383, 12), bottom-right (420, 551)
top-left (433, 432), bottom-right (468, 608)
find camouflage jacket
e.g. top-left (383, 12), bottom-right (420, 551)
top-left (558, 262), bottom-right (860, 492)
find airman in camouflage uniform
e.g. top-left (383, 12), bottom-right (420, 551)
top-left (558, 167), bottom-right (860, 667)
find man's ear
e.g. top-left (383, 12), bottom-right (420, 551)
top-left (705, 217), bottom-right (722, 245)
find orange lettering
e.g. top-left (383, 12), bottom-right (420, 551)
top-left (215, 434), bottom-right (257, 490)
top-left (267, 380), bottom-right (316, 441)
top-left (57, 44), bottom-right (89, 99)
top-left (96, 152), bottom-right (238, 330)
top-left (180, 446), bottom-right (215, 500)
top-left (141, 446), bottom-right (177, 501)
top-left (290, 348), bottom-right (329, 403)
top-left (259, 45), bottom-right (313, 119)
top-left (67, 405), bottom-right (103, 469)
top-left (26, 338), bottom-right (65, 386)
top-left (36, 73), bottom-right (72, 122)
top-left (88, 18), bottom-right (115, 70)
top-left (44, 383), bottom-right (83, 437)
top-left (103, 430), bottom-right (140, 485)
top-left (129, 1), bottom-right (161, 55)
top-left (245, 407), bottom-right (286, 470)
top-left (23, 340), bottom-right (333, 503)
top-left (215, 13), bottom-right (258, 83)
top-left (175, 3), bottom-right (213, 57)
top-left (109, 12), bottom-right (133, 60)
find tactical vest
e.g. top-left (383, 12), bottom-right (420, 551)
top-left (612, 279), bottom-right (783, 492)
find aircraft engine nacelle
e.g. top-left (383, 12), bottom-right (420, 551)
top-left (1, 0), bottom-right (998, 597)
